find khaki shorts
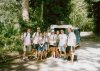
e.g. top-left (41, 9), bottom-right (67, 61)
top-left (23, 45), bottom-right (31, 52)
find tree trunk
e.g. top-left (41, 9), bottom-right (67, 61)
top-left (93, 2), bottom-right (100, 35)
top-left (40, 1), bottom-right (44, 22)
top-left (22, 0), bottom-right (29, 21)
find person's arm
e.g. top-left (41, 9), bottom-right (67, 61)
top-left (38, 38), bottom-right (41, 47)
top-left (73, 33), bottom-right (76, 48)
top-left (32, 33), bottom-right (36, 39)
top-left (64, 35), bottom-right (67, 47)
top-left (41, 39), bottom-right (45, 47)
top-left (49, 35), bottom-right (51, 44)
top-left (32, 32), bottom-right (37, 43)
top-left (23, 32), bottom-right (26, 42)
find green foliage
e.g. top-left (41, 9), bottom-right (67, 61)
top-left (92, 0), bottom-right (100, 2)
top-left (29, 0), bottom-right (95, 31)
top-left (0, 0), bottom-right (22, 55)
top-left (69, 0), bottom-right (94, 31)
top-left (0, 35), bottom-right (23, 55)
top-left (85, 0), bottom-right (100, 34)
top-left (0, 35), bottom-right (23, 63)
top-left (29, 0), bottom-right (71, 31)
top-left (0, 0), bottom-right (21, 34)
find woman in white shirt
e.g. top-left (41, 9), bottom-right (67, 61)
top-left (49, 30), bottom-right (56, 58)
top-left (59, 30), bottom-right (67, 59)
top-left (37, 32), bottom-right (44, 60)
top-left (55, 31), bottom-right (60, 58)
top-left (43, 32), bottom-right (50, 58)
top-left (23, 29), bottom-right (31, 60)
top-left (67, 27), bottom-right (76, 63)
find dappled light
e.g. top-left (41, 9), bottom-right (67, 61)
top-left (0, 41), bottom-right (100, 71)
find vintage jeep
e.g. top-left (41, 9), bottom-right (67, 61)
top-left (50, 25), bottom-right (80, 46)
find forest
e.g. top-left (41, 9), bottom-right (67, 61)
top-left (0, 0), bottom-right (100, 62)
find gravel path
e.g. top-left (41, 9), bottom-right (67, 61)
top-left (0, 41), bottom-right (100, 71)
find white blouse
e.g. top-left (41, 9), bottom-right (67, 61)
top-left (24, 32), bottom-right (31, 46)
top-left (49, 34), bottom-right (56, 45)
top-left (59, 34), bottom-right (67, 46)
top-left (32, 32), bottom-right (39, 44)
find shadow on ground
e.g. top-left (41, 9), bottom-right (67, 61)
top-left (0, 39), bottom-right (100, 71)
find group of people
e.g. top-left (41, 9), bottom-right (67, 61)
top-left (21, 27), bottom-right (76, 63)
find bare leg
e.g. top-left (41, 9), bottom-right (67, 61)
top-left (70, 51), bottom-right (74, 63)
top-left (64, 51), bottom-right (66, 59)
top-left (59, 47), bottom-right (62, 57)
top-left (53, 47), bottom-right (56, 58)
top-left (44, 50), bottom-right (47, 58)
top-left (37, 51), bottom-right (40, 60)
top-left (51, 47), bottom-right (53, 57)
top-left (40, 51), bottom-right (43, 60)
top-left (23, 51), bottom-right (26, 59)
top-left (56, 47), bottom-right (59, 58)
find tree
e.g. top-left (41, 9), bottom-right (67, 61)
top-left (85, 0), bottom-right (100, 34)
top-left (22, 0), bottom-right (29, 21)
top-left (69, 0), bottom-right (94, 31)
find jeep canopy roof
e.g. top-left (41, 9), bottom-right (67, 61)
top-left (50, 25), bottom-right (78, 30)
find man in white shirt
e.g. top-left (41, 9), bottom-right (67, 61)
top-left (32, 27), bottom-right (40, 58)
top-left (32, 27), bottom-right (40, 50)
top-left (67, 27), bottom-right (76, 63)
top-left (59, 30), bottom-right (67, 59)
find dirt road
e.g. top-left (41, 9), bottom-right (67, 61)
top-left (0, 41), bottom-right (100, 71)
